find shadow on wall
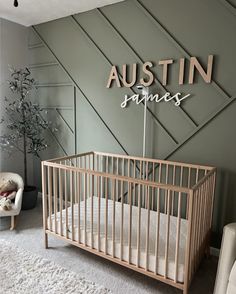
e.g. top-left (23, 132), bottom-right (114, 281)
top-left (213, 168), bottom-right (236, 247)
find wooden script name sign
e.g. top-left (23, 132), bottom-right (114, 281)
top-left (106, 55), bottom-right (214, 108)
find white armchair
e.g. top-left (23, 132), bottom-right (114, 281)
top-left (214, 223), bottom-right (236, 294)
top-left (0, 172), bottom-right (24, 230)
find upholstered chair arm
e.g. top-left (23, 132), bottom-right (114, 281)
top-left (13, 187), bottom-right (24, 215)
top-left (214, 223), bottom-right (236, 294)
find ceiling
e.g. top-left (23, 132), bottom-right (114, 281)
top-left (0, 0), bottom-right (124, 27)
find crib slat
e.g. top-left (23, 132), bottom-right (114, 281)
top-left (137, 183), bottom-right (141, 268)
top-left (116, 158), bottom-right (119, 199)
top-left (128, 182), bottom-right (132, 264)
top-left (155, 187), bottom-right (160, 274)
top-left (172, 166), bottom-right (176, 215)
top-left (106, 156), bottom-right (108, 174)
top-left (128, 159), bottom-right (130, 177)
top-left (84, 173), bottom-right (87, 246)
top-left (191, 190), bottom-right (198, 276)
top-left (174, 192), bottom-right (182, 282)
top-left (145, 162), bottom-right (149, 209)
top-left (48, 166), bottom-right (52, 231)
top-left (42, 164), bottom-right (48, 247)
top-left (98, 176), bottom-right (101, 252)
top-left (152, 162), bottom-right (155, 210)
top-left (65, 165), bottom-right (68, 239)
top-left (112, 179), bottom-right (116, 257)
top-left (122, 158), bottom-right (125, 177)
top-left (202, 181), bottom-right (208, 245)
top-left (111, 156), bottom-right (114, 175)
top-left (53, 168), bottom-right (58, 234)
top-left (164, 189), bottom-right (171, 278)
top-left (70, 169), bottom-right (74, 241)
top-left (146, 160), bottom-right (148, 180)
top-left (105, 176), bottom-right (108, 254)
top-left (158, 163), bottom-right (162, 183)
top-left (197, 185), bottom-right (204, 262)
top-left (192, 188), bottom-right (199, 272)
top-left (187, 168), bottom-right (191, 188)
top-left (140, 160), bottom-right (142, 180)
top-left (186, 168), bottom-right (191, 219)
top-left (59, 168), bottom-right (63, 236)
top-left (145, 186), bottom-right (150, 271)
top-left (133, 160), bottom-right (136, 179)
top-left (165, 165), bottom-right (169, 213)
top-left (180, 166), bottom-right (183, 186)
top-left (91, 174), bottom-right (94, 249)
top-left (78, 172), bottom-right (81, 243)
top-left (195, 168), bottom-right (199, 185)
top-left (120, 180), bottom-right (124, 261)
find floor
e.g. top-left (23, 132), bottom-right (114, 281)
top-left (0, 198), bottom-right (218, 294)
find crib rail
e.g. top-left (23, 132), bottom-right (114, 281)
top-left (41, 151), bottom-right (216, 294)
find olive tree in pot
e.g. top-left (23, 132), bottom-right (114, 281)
top-left (0, 68), bottom-right (49, 210)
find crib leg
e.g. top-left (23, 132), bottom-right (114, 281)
top-left (10, 215), bottom-right (16, 230)
top-left (183, 280), bottom-right (189, 294)
top-left (183, 286), bottom-right (188, 294)
top-left (44, 232), bottom-right (48, 249)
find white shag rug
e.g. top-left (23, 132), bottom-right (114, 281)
top-left (0, 240), bottom-right (111, 294)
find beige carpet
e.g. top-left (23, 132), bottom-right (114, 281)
top-left (0, 239), bottom-right (111, 294)
top-left (0, 197), bottom-right (218, 294)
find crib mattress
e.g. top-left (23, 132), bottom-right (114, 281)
top-left (48, 196), bottom-right (188, 282)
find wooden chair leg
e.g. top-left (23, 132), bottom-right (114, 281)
top-left (44, 232), bottom-right (49, 249)
top-left (10, 215), bottom-right (16, 230)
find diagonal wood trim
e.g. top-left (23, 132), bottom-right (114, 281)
top-left (41, 106), bottom-right (74, 134)
top-left (165, 96), bottom-right (236, 160)
top-left (29, 62), bottom-right (59, 69)
top-left (71, 15), bottom-right (178, 145)
top-left (36, 83), bottom-right (73, 88)
top-left (55, 108), bottom-right (74, 135)
top-left (42, 106), bottom-right (73, 110)
top-left (39, 111), bottom-right (68, 156)
top-left (32, 25), bottom-right (129, 156)
top-left (135, 0), bottom-right (232, 100)
top-left (97, 8), bottom-right (198, 129)
top-left (220, 0), bottom-right (236, 16)
top-left (48, 127), bottom-right (68, 156)
top-left (28, 43), bottom-right (44, 49)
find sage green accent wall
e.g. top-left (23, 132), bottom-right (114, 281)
top-left (28, 0), bottom-right (236, 246)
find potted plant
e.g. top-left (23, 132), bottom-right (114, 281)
top-left (0, 67), bottom-right (49, 209)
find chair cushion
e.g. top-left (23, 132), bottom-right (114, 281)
top-left (227, 261), bottom-right (236, 294)
top-left (0, 179), bottom-right (17, 193)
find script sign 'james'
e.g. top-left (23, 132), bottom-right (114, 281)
top-left (106, 55), bottom-right (214, 108)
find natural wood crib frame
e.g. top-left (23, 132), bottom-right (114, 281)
top-left (41, 151), bottom-right (216, 294)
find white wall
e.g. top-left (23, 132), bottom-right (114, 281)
top-left (0, 18), bottom-right (32, 183)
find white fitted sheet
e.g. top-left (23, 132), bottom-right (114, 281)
top-left (48, 196), bottom-right (188, 282)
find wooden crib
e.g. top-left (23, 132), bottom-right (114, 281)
top-left (41, 151), bottom-right (216, 294)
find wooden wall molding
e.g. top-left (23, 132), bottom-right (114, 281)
top-left (28, 62), bottom-right (59, 69)
top-left (135, 0), bottom-right (232, 100)
top-left (96, 7), bottom-right (198, 129)
top-left (32, 25), bottom-right (130, 156)
top-left (31, 0), bottom-right (235, 161)
top-left (220, 0), bottom-right (236, 16)
top-left (165, 96), bottom-right (236, 160)
top-left (36, 83), bottom-right (73, 88)
top-left (28, 43), bottom-right (44, 49)
top-left (71, 14), bottom-right (178, 145)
